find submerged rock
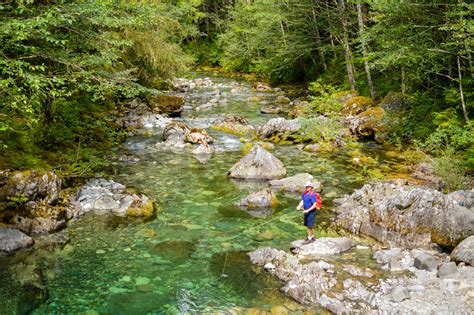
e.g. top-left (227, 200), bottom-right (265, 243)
top-left (235, 189), bottom-right (278, 209)
top-left (252, 82), bottom-right (273, 92)
top-left (451, 236), bottom-right (474, 266)
top-left (335, 181), bottom-right (474, 249)
top-left (228, 146), bottom-right (286, 180)
top-left (269, 173), bottom-right (322, 193)
top-left (260, 105), bottom-right (282, 114)
top-left (149, 240), bottom-right (195, 264)
top-left (290, 237), bottom-right (355, 257)
top-left (0, 227), bottom-right (33, 252)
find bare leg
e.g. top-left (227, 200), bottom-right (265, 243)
top-left (307, 227), bottom-right (314, 239)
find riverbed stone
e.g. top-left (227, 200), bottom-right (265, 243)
top-left (75, 178), bottom-right (154, 218)
top-left (451, 236), bottom-right (474, 266)
top-left (335, 181), bottom-right (474, 249)
top-left (437, 262), bottom-right (458, 278)
top-left (269, 173), bottom-right (322, 193)
top-left (290, 237), bottom-right (355, 257)
top-left (228, 146), bottom-right (286, 180)
top-left (211, 114), bottom-right (254, 136)
top-left (256, 118), bottom-right (301, 140)
top-left (260, 105), bottom-right (281, 114)
top-left (235, 189), bottom-right (278, 209)
top-left (413, 252), bottom-right (438, 272)
top-left (162, 120), bottom-right (191, 146)
top-left (0, 227), bottom-right (33, 252)
top-left (388, 286), bottom-right (410, 302)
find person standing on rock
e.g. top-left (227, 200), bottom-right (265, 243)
top-left (296, 181), bottom-right (321, 244)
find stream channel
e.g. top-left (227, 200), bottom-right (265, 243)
top-left (1, 73), bottom-right (411, 314)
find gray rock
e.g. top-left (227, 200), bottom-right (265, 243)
top-left (414, 252), bottom-right (438, 272)
top-left (437, 262), bottom-right (458, 278)
top-left (0, 170), bottom-right (61, 205)
top-left (388, 286), bottom-right (410, 302)
top-left (451, 235), bottom-right (474, 266)
top-left (269, 173), bottom-right (322, 193)
top-left (448, 190), bottom-right (474, 209)
top-left (335, 181), bottom-right (474, 249)
top-left (75, 178), bottom-right (153, 218)
top-left (291, 237), bottom-right (355, 257)
top-left (192, 143), bottom-right (215, 155)
top-left (343, 265), bottom-right (374, 278)
top-left (256, 118), bottom-right (301, 139)
top-left (373, 248), bottom-right (402, 264)
top-left (440, 278), bottom-right (470, 294)
top-left (228, 146), bottom-right (286, 180)
top-left (235, 189), bottom-right (278, 209)
top-left (0, 227), bottom-right (33, 252)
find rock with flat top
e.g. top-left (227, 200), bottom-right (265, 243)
top-left (290, 237), bottom-right (355, 257)
top-left (451, 236), bottom-right (474, 266)
top-left (228, 146), bottom-right (286, 180)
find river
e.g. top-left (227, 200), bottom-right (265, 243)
top-left (1, 73), bottom-right (409, 314)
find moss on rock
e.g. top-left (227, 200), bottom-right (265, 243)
top-left (126, 200), bottom-right (155, 218)
top-left (342, 96), bottom-right (376, 116)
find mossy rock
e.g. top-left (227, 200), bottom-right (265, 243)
top-left (334, 90), bottom-right (359, 103)
top-left (348, 150), bottom-right (378, 166)
top-left (149, 240), bottom-right (195, 264)
top-left (275, 95), bottom-right (291, 104)
top-left (342, 96), bottom-right (376, 116)
top-left (241, 142), bottom-right (274, 155)
top-left (379, 91), bottom-right (411, 111)
top-left (126, 200), bottom-right (155, 218)
top-left (147, 94), bottom-right (184, 117)
top-left (354, 107), bottom-right (386, 137)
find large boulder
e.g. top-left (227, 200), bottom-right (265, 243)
top-left (290, 237), bottom-right (355, 257)
top-left (256, 118), bottom-right (301, 140)
top-left (75, 178), bottom-right (154, 218)
top-left (211, 114), bottom-right (254, 136)
top-left (379, 92), bottom-right (411, 111)
top-left (269, 173), bottom-right (322, 193)
top-left (0, 227), bottom-right (33, 252)
top-left (0, 170), bottom-right (61, 205)
top-left (451, 236), bottom-right (474, 266)
top-left (346, 106), bottom-right (386, 138)
top-left (341, 96), bottom-right (376, 116)
top-left (228, 146), bottom-right (287, 180)
top-left (235, 189), bottom-right (278, 209)
top-left (335, 181), bottom-right (474, 249)
top-left (147, 94), bottom-right (185, 117)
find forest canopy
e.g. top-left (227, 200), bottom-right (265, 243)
top-left (0, 0), bottom-right (472, 174)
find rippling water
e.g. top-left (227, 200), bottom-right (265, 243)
top-left (1, 73), bottom-right (404, 314)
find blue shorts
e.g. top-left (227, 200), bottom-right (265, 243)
top-left (304, 210), bottom-right (317, 228)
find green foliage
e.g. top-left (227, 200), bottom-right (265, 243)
top-left (6, 194), bottom-right (29, 208)
top-left (0, 0), bottom-right (190, 172)
top-left (306, 81), bottom-right (342, 117)
top-left (299, 117), bottom-right (347, 143)
top-left (432, 154), bottom-right (469, 192)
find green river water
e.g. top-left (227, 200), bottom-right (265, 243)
top-left (1, 73), bottom-right (407, 314)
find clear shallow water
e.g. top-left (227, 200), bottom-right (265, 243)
top-left (2, 74), bottom-right (405, 314)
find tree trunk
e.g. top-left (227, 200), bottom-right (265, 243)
top-left (401, 66), bottom-right (406, 94)
top-left (457, 55), bottom-right (470, 123)
top-left (338, 0), bottom-right (356, 90)
top-left (312, 9), bottom-right (328, 71)
top-left (356, 1), bottom-right (376, 99)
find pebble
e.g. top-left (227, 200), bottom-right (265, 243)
top-left (96, 249), bottom-right (106, 254)
top-left (123, 247), bottom-right (132, 252)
